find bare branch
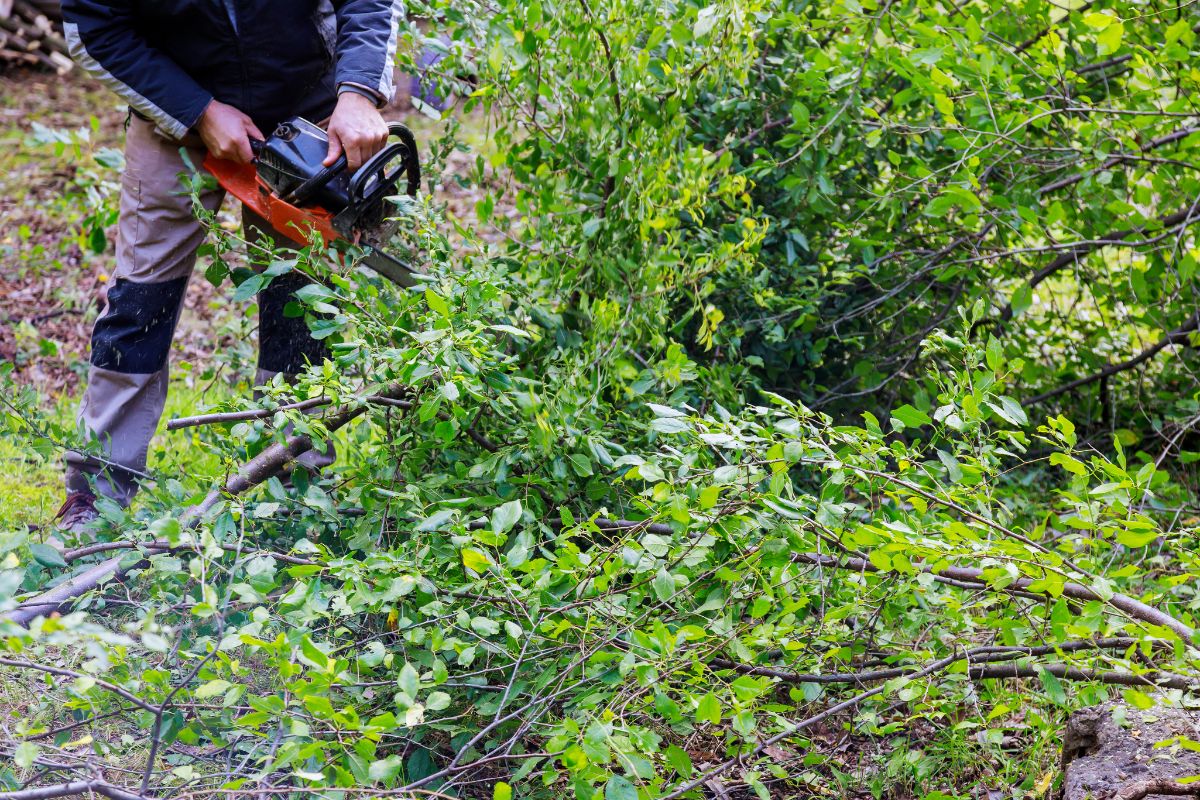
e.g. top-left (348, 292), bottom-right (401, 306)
top-left (794, 552), bottom-right (1196, 641)
top-left (1118, 779), bottom-right (1200, 800)
top-left (0, 782), bottom-right (150, 800)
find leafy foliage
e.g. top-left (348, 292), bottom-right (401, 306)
top-left (4, 0), bottom-right (1200, 798)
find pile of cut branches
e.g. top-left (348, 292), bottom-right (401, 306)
top-left (0, 0), bottom-right (70, 74)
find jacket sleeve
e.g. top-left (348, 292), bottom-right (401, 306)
top-left (61, 0), bottom-right (213, 140)
top-left (332, 0), bottom-right (402, 107)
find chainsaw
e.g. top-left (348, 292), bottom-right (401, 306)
top-left (204, 117), bottom-right (421, 287)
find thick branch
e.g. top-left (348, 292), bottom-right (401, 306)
top-left (0, 782), bottom-right (150, 800)
top-left (967, 663), bottom-right (1197, 691)
top-left (1038, 123), bottom-right (1200, 195)
top-left (167, 394), bottom-right (415, 431)
top-left (3, 384), bottom-right (405, 626)
top-left (709, 637), bottom-right (1149, 684)
top-left (999, 203), bottom-right (1200, 322)
top-left (1118, 780), bottom-right (1200, 800)
top-left (165, 396), bottom-right (331, 430)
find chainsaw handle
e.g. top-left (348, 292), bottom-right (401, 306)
top-left (348, 123), bottom-right (421, 203)
top-left (284, 153), bottom-right (348, 206)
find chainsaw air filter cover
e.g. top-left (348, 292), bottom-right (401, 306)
top-left (255, 118), bottom-right (353, 211)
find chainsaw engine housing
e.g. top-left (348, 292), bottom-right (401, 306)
top-left (254, 118), bottom-right (352, 211)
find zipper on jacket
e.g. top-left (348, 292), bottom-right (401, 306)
top-left (219, 0), bottom-right (251, 115)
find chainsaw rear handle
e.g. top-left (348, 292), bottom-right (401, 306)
top-left (349, 122), bottom-right (421, 201)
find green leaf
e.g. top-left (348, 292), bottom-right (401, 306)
top-left (985, 396), bottom-right (1028, 427)
top-left (696, 692), bottom-right (721, 724)
top-left (491, 499), bottom-right (522, 535)
top-left (1123, 688), bottom-right (1156, 710)
top-left (890, 404), bottom-right (932, 429)
top-left (300, 636), bottom-right (331, 671)
top-left (494, 783), bottom-right (513, 800)
top-left (650, 417), bottom-right (690, 434)
top-left (417, 508), bottom-right (455, 532)
top-left (398, 662), bottom-right (420, 698)
top-left (294, 282), bottom-right (335, 304)
top-left (605, 775), bottom-right (638, 800)
top-left (194, 679), bottom-right (231, 699)
top-left (1010, 283), bottom-right (1033, 317)
top-left (1050, 452), bottom-right (1087, 476)
top-left (461, 548), bottom-right (490, 573)
top-left (14, 741), bottom-right (38, 769)
top-left (1116, 527), bottom-right (1159, 548)
top-left (29, 543), bottom-right (66, 569)
top-left (302, 693), bottom-right (335, 718)
top-left (1038, 668), bottom-right (1068, 706)
top-left (653, 567), bottom-right (675, 602)
top-left (425, 287), bottom-right (451, 318)
top-left (665, 744), bottom-right (693, 777)
top-left (368, 755), bottom-right (404, 784)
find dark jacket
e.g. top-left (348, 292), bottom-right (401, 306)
top-left (62, 0), bottom-right (400, 139)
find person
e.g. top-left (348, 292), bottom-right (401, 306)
top-left (55, 1), bottom-right (402, 533)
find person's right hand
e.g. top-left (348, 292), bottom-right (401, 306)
top-left (197, 99), bottom-right (264, 163)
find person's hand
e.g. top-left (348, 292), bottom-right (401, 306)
top-left (324, 91), bottom-right (389, 170)
top-left (197, 99), bottom-right (264, 163)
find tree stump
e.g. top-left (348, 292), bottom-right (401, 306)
top-left (1063, 702), bottom-right (1200, 800)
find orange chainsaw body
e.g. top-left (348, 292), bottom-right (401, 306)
top-left (203, 154), bottom-right (342, 248)
top-left (199, 117), bottom-right (421, 287)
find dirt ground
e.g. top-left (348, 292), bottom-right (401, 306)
top-left (0, 65), bottom-right (509, 397)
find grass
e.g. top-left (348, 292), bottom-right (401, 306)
top-left (0, 381), bottom-right (242, 535)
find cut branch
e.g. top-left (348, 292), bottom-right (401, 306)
top-left (166, 393), bottom-right (413, 430)
top-left (1118, 779), bottom-right (1200, 800)
top-left (0, 782), bottom-right (150, 800)
top-left (2, 384), bottom-right (406, 626)
top-left (794, 552), bottom-right (1196, 641)
top-left (708, 636), bottom-right (1152, 685)
top-left (967, 663), bottom-right (1198, 691)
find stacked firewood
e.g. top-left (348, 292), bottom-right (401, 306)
top-left (0, 0), bottom-right (72, 74)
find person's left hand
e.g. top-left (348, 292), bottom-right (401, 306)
top-left (324, 91), bottom-right (389, 170)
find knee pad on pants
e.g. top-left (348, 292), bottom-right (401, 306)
top-left (91, 277), bottom-right (188, 374)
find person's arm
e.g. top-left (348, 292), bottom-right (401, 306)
top-left (332, 0), bottom-right (402, 107)
top-left (323, 0), bottom-right (402, 169)
top-left (61, 0), bottom-right (214, 140)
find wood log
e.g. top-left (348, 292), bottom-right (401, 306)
top-left (0, 0), bottom-right (70, 72)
